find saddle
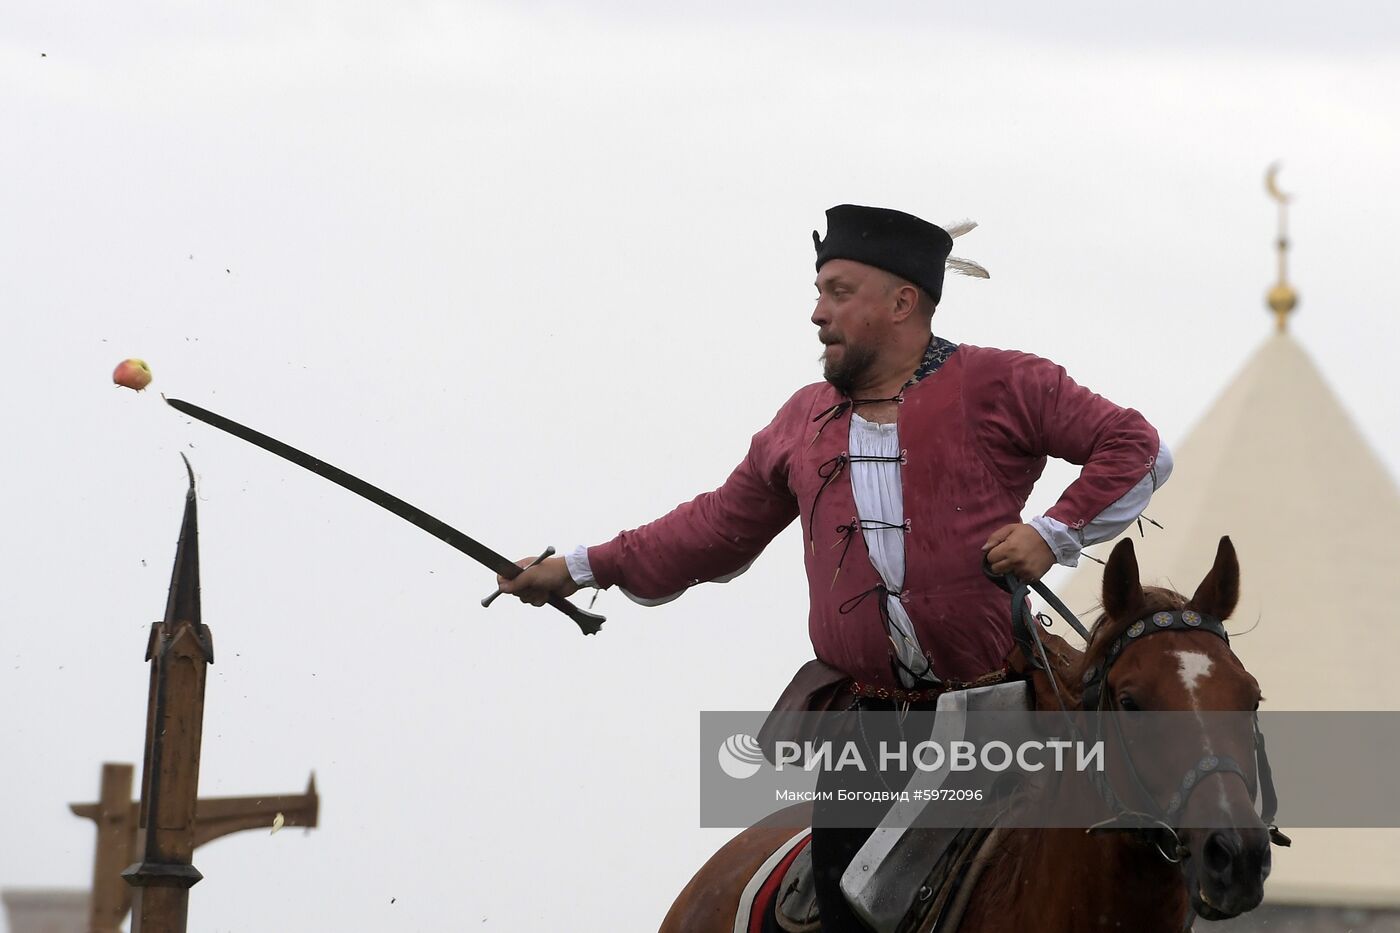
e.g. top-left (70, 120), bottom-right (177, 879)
top-left (762, 826), bottom-right (996, 933)
top-left (784, 632), bottom-right (1080, 933)
top-left (750, 613), bottom-right (1084, 933)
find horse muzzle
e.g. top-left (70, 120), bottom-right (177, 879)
top-left (1187, 826), bottom-right (1272, 920)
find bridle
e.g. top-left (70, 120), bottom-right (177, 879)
top-left (991, 568), bottom-right (1292, 864)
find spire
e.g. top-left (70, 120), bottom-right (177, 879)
top-left (1264, 161), bottom-right (1299, 333)
top-left (125, 455), bottom-right (217, 931)
top-left (160, 454), bottom-right (202, 630)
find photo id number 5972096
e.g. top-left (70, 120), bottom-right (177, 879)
top-left (911, 789), bottom-right (984, 802)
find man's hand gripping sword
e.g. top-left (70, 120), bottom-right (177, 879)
top-left (165, 398), bottom-right (604, 635)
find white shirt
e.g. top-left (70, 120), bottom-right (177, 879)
top-left (846, 414), bottom-right (929, 686)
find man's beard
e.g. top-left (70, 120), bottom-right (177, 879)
top-left (821, 340), bottom-right (878, 395)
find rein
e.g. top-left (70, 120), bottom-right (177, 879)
top-left (987, 567), bottom-right (1291, 860)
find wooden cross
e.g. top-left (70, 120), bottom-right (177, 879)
top-left (70, 764), bottom-right (318, 933)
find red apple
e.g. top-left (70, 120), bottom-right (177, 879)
top-left (113, 358), bottom-right (152, 391)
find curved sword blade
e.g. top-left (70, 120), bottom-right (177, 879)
top-left (165, 397), bottom-right (603, 635)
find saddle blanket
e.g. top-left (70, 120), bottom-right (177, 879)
top-left (734, 828), bottom-right (812, 933)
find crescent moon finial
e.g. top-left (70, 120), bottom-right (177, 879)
top-left (1265, 161), bottom-right (1292, 205)
top-left (1264, 161), bottom-right (1298, 333)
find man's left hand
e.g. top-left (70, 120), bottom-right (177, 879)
top-left (983, 523), bottom-right (1056, 582)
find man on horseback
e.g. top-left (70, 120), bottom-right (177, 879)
top-left (498, 204), bottom-right (1173, 931)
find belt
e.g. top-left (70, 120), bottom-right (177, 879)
top-left (848, 667), bottom-right (1010, 707)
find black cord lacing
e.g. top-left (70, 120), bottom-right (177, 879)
top-left (807, 451), bottom-right (908, 551)
top-left (808, 394), bottom-right (904, 448)
top-left (838, 582), bottom-right (941, 685)
top-left (830, 517), bottom-right (910, 587)
top-left (807, 453), bottom-right (848, 552)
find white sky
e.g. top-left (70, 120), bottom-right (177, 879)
top-left (3, 2), bottom-right (1398, 930)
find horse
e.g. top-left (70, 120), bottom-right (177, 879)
top-left (661, 536), bottom-right (1277, 933)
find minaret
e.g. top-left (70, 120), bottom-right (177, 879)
top-left (1265, 162), bottom-right (1299, 333)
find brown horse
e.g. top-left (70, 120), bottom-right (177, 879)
top-left (661, 537), bottom-right (1274, 933)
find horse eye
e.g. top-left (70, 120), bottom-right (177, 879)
top-left (1118, 694), bottom-right (1139, 712)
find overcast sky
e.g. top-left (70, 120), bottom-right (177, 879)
top-left (3, 2), bottom-right (1398, 931)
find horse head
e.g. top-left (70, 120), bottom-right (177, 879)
top-left (1078, 535), bottom-right (1272, 921)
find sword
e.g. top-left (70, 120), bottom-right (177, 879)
top-left (165, 397), bottom-right (604, 636)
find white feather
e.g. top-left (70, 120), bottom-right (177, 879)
top-left (943, 219), bottom-right (978, 239)
top-left (945, 256), bottom-right (990, 279)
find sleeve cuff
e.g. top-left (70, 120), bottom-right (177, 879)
top-left (565, 545), bottom-right (597, 588)
top-left (568, 544), bottom-right (687, 605)
top-left (1151, 442), bottom-right (1174, 490)
top-left (1028, 515), bottom-right (1085, 568)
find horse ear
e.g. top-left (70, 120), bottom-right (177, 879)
top-left (1101, 538), bottom-right (1145, 620)
top-left (1189, 536), bottom-right (1240, 621)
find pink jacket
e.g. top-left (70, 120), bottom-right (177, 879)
top-left (587, 344), bottom-right (1161, 688)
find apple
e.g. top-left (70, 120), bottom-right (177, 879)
top-left (113, 358), bottom-right (153, 391)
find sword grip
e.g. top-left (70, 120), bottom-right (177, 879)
top-left (481, 546), bottom-right (555, 607)
top-left (480, 548), bottom-right (605, 636)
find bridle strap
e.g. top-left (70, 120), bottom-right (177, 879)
top-left (1254, 723), bottom-right (1291, 846)
top-left (1107, 694), bottom-right (1173, 817)
top-left (1005, 574), bottom-right (1081, 739)
top-left (1026, 577), bottom-right (1093, 642)
top-left (989, 563), bottom-right (1092, 645)
top-left (1163, 755), bottom-right (1251, 820)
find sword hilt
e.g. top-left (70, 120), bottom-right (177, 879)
top-left (481, 546), bottom-right (556, 607)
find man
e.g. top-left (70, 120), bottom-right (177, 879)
top-left (499, 205), bottom-right (1171, 930)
